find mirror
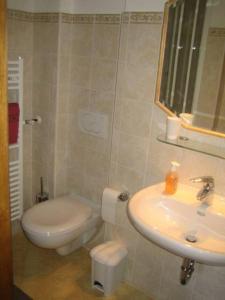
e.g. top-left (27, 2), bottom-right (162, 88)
top-left (155, 0), bottom-right (225, 137)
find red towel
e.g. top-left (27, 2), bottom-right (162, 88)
top-left (8, 103), bottom-right (20, 144)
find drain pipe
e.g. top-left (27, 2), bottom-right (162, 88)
top-left (180, 258), bottom-right (195, 285)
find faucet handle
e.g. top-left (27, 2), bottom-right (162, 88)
top-left (190, 176), bottom-right (214, 188)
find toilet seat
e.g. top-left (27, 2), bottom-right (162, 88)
top-left (22, 195), bottom-right (92, 236)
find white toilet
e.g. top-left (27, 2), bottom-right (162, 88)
top-left (21, 195), bottom-right (102, 255)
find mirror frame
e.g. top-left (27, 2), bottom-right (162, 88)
top-left (155, 0), bottom-right (225, 139)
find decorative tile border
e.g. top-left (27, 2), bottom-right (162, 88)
top-left (61, 13), bottom-right (94, 24)
top-left (8, 9), bottom-right (163, 25)
top-left (33, 13), bottom-right (59, 23)
top-left (8, 9), bottom-right (60, 23)
top-left (95, 14), bottom-right (121, 24)
top-left (121, 13), bottom-right (130, 24)
top-left (209, 27), bottom-right (225, 37)
top-left (8, 9), bottom-right (33, 22)
top-left (63, 12), bottom-right (162, 25)
top-left (130, 12), bottom-right (163, 24)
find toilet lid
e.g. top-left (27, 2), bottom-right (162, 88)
top-left (22, 195), bottom-right (92, 235)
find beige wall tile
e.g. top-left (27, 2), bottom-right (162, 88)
top-left (32, 82), bottom-right (52, 115)
top-left (117, 132), bottom-right (149, 174)
top-left (32, 135), bottom-right (52, 167)
top-left (67, 116), bottom-right (110, 155)
top-left (89, 90), bottom-right (115, 115)
top-left (124, 258), bottom-right (135, 284)
top-left (91, 59), bottom-right (117, 92)
top-left (119, 98), bottom-right (152, 137)
top-left (161, 250), bottom-right (188, 284)
top-left (135, 236), bottom-right (165, 267)
top-left (191, 291), bottom-right (212, 300)
top-left (113, 96), bottom-right (122, 130)
top-left (23, 161), bottom-right (33, 209)
top-left (33, 22), bottom-right (59, 54)
top-left (118, 61), bottom-right (158, 102)
top-left (54, 170), bottom-right (68, 197)
top-left (132, 260), bottom-right (161, 300)
top-left (84, 149), bottom-right (110, 179)
top-left (33, 54), bottom-right (58, 85)
top-left (58, 55), bottom-right (71, 86)
top-left (8, 20), bottom-right (33, 51)
top-left (67, 167), bottom-right (85, 195)
top-left (94, 24), bottom-right (120, 59)
top-left (55, 113), bottom-right (69, 152)
top-left (110, 129), bottom-right (120, 162)
top-left (71, 24), bottom-right (93, 57)
top-left (23, 81), bottom-right (33, 118)
top-left (82, 174), bottom-right (108, 204)
top-left (110, 164), bottom-right (144, 195)
top-left (23, 127), bottom-right (32, 162)
top-left (54, 147), bottom-right (68, 197)
top-left (70, 55), bottom-right (91, 88)
top-left (159, 275), bottom-right (193, 300)
top-left (118, 23), bottom-right (129, 62)
top-left (59, 22), bottom-right (72, 57)
top-left (57, 84), bottom-right (70, 114)
top-left (192, 262), bottom-right (225, 300)
top-left (68, 86), bottom-right (90, 113)
top-left (126, 24), bottom-right (162, 66)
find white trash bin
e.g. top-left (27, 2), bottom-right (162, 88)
top-left (90, 241), bottom-right (128, 296)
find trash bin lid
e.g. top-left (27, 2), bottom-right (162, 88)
top-left (90, 241), bottom-right (127, 266)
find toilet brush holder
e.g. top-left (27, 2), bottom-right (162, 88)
top-left (36, 177), bottom-right (49, 203)
top-left (36, 192), bottom-right (49, 203)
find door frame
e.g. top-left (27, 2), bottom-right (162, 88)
top-left (0, 0), bottom-right (13, 298)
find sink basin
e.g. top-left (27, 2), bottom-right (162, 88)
top-left (128, 183), bottom-right (225, 266)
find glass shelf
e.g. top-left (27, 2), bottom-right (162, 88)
top-left (157, 134), bottom-right (225, 160)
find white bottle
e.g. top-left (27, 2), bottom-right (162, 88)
top-left (166, 116), bottom-right (181, 140)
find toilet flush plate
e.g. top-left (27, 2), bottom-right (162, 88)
top-left (78, 109), bottom-right (108, 139)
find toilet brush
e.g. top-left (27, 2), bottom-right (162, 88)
top-left (36, 177), bottom-right (49, 203)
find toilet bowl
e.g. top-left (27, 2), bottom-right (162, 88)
top-left (21, 195), bottom-right (102, 255)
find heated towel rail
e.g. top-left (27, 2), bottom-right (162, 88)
top-left (8, 58), bottom-right (23, 221)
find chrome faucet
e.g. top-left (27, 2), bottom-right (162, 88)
top-left (190, 176), bottom-right (214, 204)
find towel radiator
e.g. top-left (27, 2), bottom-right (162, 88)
top-left (8, 58), bottom-right (23, 221)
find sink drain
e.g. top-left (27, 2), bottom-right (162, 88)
top-left (185, 234), bottom-right (197, 243)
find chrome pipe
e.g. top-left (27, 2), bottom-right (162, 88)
top-left (118, 191), bottom-right (130, 202)
top-left (180, 258), bottom-right (195, 285)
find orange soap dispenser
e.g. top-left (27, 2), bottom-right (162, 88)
top-left (164, 161), bottom-right (180, 195)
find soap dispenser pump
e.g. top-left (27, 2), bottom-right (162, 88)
top-left (164, 161), bottom-right (180, 195)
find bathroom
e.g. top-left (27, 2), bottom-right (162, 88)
top-left (1, 0), bottom-right (225, 299)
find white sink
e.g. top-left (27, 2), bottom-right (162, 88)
top-left (128, 183), bottom-right (225, 266)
